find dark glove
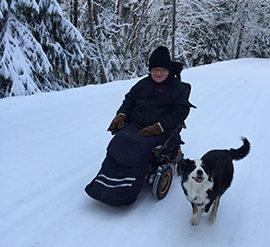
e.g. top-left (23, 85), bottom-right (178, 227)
top-left (138, 122), bottom-right (164, 137)
top-left (107, 113), bottom-right (126, 132)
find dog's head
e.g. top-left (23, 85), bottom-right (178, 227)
top-left (180, 159), bottom-right (215, 183)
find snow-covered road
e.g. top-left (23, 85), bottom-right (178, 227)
top-left (1, 58), bottom-right (269, 247)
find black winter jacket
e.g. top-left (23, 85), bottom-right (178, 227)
top-left (117, 73), bottom-right (190, 133)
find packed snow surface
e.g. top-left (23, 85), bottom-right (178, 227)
top-left (1, 58), bottom-right (269, 247)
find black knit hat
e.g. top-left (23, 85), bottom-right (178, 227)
top-left (149, 46), bottom-right (172, 71)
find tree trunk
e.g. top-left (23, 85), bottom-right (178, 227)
top-left (73, 0), bottom-right (79, 86)
top-left (172, 0), bottom-right (176, 61)
top-left (235, 25), bottom-right (243, 59)
top-left (87, 0), bottom-right (108, 84)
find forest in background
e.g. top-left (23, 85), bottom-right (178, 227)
top-left (0, 0), bottom-right (270, 98)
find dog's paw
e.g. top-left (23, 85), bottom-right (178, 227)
top-left (209, 214), bottom-right (216, 223)
top-left (201, 208), bottom-right (208, 216)
top-left (190, 213), bottom-right (198, 226)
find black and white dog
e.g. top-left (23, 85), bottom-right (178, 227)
top-left (178, 137), bottom-right (250, 226)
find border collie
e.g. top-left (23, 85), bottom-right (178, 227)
top-left (178, 137), bottom-right (250, 225)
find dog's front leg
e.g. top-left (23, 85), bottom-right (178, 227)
top-left (209, 195), bottom-right (221, 223)
top-left (190, 203), bottom-right (199, 226)
top-left (201, 201), bottom-right (213, 216)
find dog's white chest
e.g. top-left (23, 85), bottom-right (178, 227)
top-left (183, 179), bottom-right (213, 206)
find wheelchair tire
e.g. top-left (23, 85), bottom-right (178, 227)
top-left (152, 166), bottom-right (173, 200)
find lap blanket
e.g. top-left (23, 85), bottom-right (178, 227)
top-left (85, 122), bottom-right (180, 206)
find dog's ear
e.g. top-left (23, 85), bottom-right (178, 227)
top-left (183, 159), bottom-right (194, 166)
top-left (179, 158), bottom-right (194, 172)
top-left (202, 159), bottom-right (216, 177)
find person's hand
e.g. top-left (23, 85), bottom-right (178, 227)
top-left (138, 122), bottom-right (164, 137)
top-left (107, 113), bottom-right (126, 132)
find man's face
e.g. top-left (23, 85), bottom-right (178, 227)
top-left (150, 67), bottom-right (170, 83)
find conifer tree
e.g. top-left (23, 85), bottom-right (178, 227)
top-left (0, 0), bottom-right (84, 98)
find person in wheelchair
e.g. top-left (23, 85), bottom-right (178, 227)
top-left (85, 46), bottom-right (190, 206)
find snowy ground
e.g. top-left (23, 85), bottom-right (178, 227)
top-left (1, 58), bottom-right (270, 247)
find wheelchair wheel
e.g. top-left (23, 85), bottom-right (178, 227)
top-left (152, 166), bottom-right (173, 200)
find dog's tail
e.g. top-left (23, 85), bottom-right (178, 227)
top-left (229, 137), bottom-right (250, 161)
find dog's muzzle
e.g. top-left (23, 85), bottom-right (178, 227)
top-left (192, 169), bottom-right (205, 183)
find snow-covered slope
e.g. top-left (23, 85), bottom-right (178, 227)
top-left (1, 58), bottom-right (269, 247)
